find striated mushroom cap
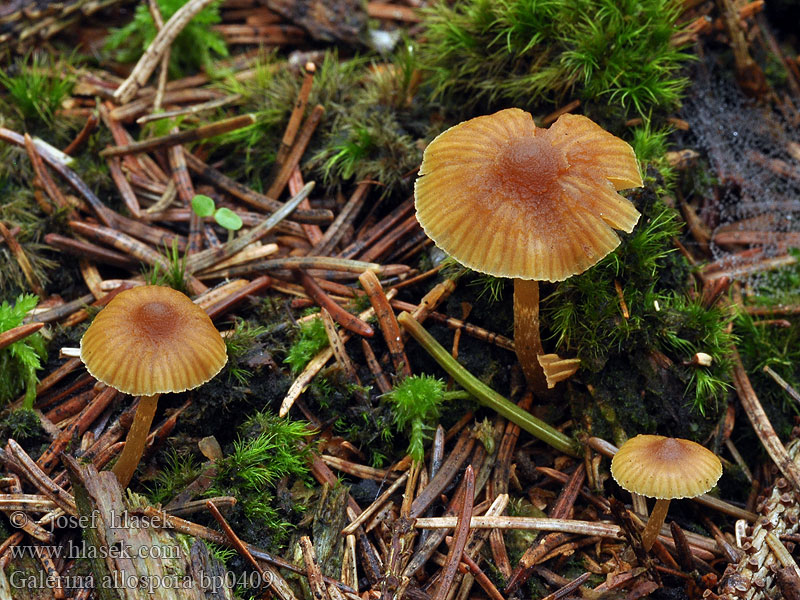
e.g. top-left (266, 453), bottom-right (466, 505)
top-left (80, 285), bottom-right (227, 396)
top-left (611, 435), bottom-right (722, 500)
top-left (414, 108), bottom-right (642, 282)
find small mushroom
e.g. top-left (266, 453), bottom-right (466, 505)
top-left (80, 285), bottom-right (227, 487)
top-left (415, 108), bottom-right (641, 391)
top-left (611, 434), bottom-right (722, 551)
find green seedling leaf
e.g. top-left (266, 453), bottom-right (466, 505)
top-left (214, 207), bottom-right (243, 231)
top-left (191, 194), bottom-right (216, 217)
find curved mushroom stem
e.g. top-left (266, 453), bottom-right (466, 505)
top-left (112, 393), bottom-right (160, 488)
top-left (641, 498), bottom-right (671, 551)
top-left (513, 279), bottom-right (548, 394)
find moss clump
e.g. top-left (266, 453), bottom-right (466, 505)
top-left (420, 0), bottom-right (692, 116)
top-left (145, 448), bottom-right (201, 506)
top-left (544, 189), bottom-right (733, 427)
top-left (0, 52), bottom-right (75, 128)
top-left (208, 411), bottom-right (314, 549)
top-left (0, 407), bottom-right (47, 445)
top-left (385, 374), bottom-right (446, 461)
top-left (0, 294), bottom-right (47, 408)
top-left (284, 318), bottom-right (329, 374)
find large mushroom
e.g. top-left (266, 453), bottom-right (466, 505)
top-left (414, 108), bottom-right (642, 391)
top-left (80, 285), bottom-right (227, 487)
top-left (611, 434), bottom-right (722, 550)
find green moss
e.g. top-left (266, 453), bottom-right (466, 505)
top-left (214, 47), bottom-right (427, 196)
top-left (104, 0), bottom-right (227, 77)
top-left (734, 312), bottom-right (800, 437)
top-left (420, 0), bottom-right (692, 116)
top-left (0, 407), bottom-right (46, 444)
top-left (543, 190), bottom-right (733, 424)
top-left (0, 52), bottom-right (75, 128)
top-left (385, 374), bottom-right (445, 461)
top-left (223, 318), bottom-right (269, 385)
top-left (208, 411), bottom-right (314, 549)
top-left (284, 318), bottom-right (329, 374)
top-left (143, 240), bottom-right (187, 293)
top-left (145, 448), bottom-right (201, 506)
top-left (0, 294), bottom-right (47, 408)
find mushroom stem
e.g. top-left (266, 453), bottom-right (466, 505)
top-left (641, 498), bottom-right (671, 551)
top-left (112, 393), bottom-right (160, 487)
top-left (397, 311), bottom-right (580, 457)
top-left (513, 279), bottom-right (548, 394)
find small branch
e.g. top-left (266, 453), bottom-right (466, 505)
top-left (100, 114), bottom-right (256, 157)
top-left (432, 465), bottom-right (474, 600)
top-left (732, 347), bottom-right (800, 491)
top-left (114, 0), bottom-right (219, 103)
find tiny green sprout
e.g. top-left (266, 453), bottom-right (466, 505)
top-left (191, 194), bottom-right (215, 217)
top-left (214, 207), bottom-right (243, 232)
top-left (191, 194), bottom-right (243, 241)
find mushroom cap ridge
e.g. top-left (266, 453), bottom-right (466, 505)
top-left (414, 108), bottom-right (642, 282)
top-left (611, 434), bottom-right (723, 500)
top-left (80, 285), bottom-right (227, 396)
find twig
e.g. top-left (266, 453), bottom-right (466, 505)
top-left (107, 155), bottom-right (142, 218)
top-left (204, 276), bottom-right (272, 320)
top-left (63, 112), bottom-right (99, 155)
top-left (319, 308), bottom-right (359, 382)
top-left (359, 270), bottom-right (411, 378)
top-left (5, 439), bottom-right (76, 515)
top-left (137, 94), bottom-right (242, 124)
top-left (300, 536), bottom-right (329, 600)
top-left (0, 126), bottom-right (116, 226)
top-left (35, 386), bottom-right (119, 474)
top-left (276, 62), bottom-right (316, 166)
top-left (184, 182), bottom-right (314, 273)
top-left (114, 0), bottom-right (220, 103)
top-left (432, 465), bottom-right (474, 600)
top-left (100, 114), bottom-right (256, 157)
top-left (266, 104), bottom-right (325, 200)
top-left (0, 322), bottom-right (44, 351)
top-left (732, 347), bottom-right (800, 491)
top-left (297, 269), bottom-right (374, 337)
top-left (205, 499), bottom-right (280, 597)
top-left (539, 572), bottom-right (591, 600)
top-left (279, 298), bottom-right (389, 417)
top-left (23, 133), bottom-right (73, 218)
top-left (312, 181), bottom-right (371, 256)
top-left (44, 234), bottom-right (138, 269)
top-left (764, 365), bottom-right (800, 407)
top-left (0, 222), bottom-right (45, 296)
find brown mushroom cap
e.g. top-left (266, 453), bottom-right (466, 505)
top-left (414, 108), bottom-right (642, 282)
top-left (80, 285), bottom-right (227, 396)
top-left (611, 435), bottom-right (722, 500)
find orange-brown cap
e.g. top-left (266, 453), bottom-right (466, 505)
top-left (80, 285), bottom-right (227, 396)
top-left (414, 108), bottom-right (642, 282)
top-left (611, 435), bottom-right (722, 500)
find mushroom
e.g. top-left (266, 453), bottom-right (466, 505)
top-left (414, 108), bottom-right (642, 391)
top-left (611, 434), bottom-right (722, 551)
top-left (80, 285), bottom-right (227, 487)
